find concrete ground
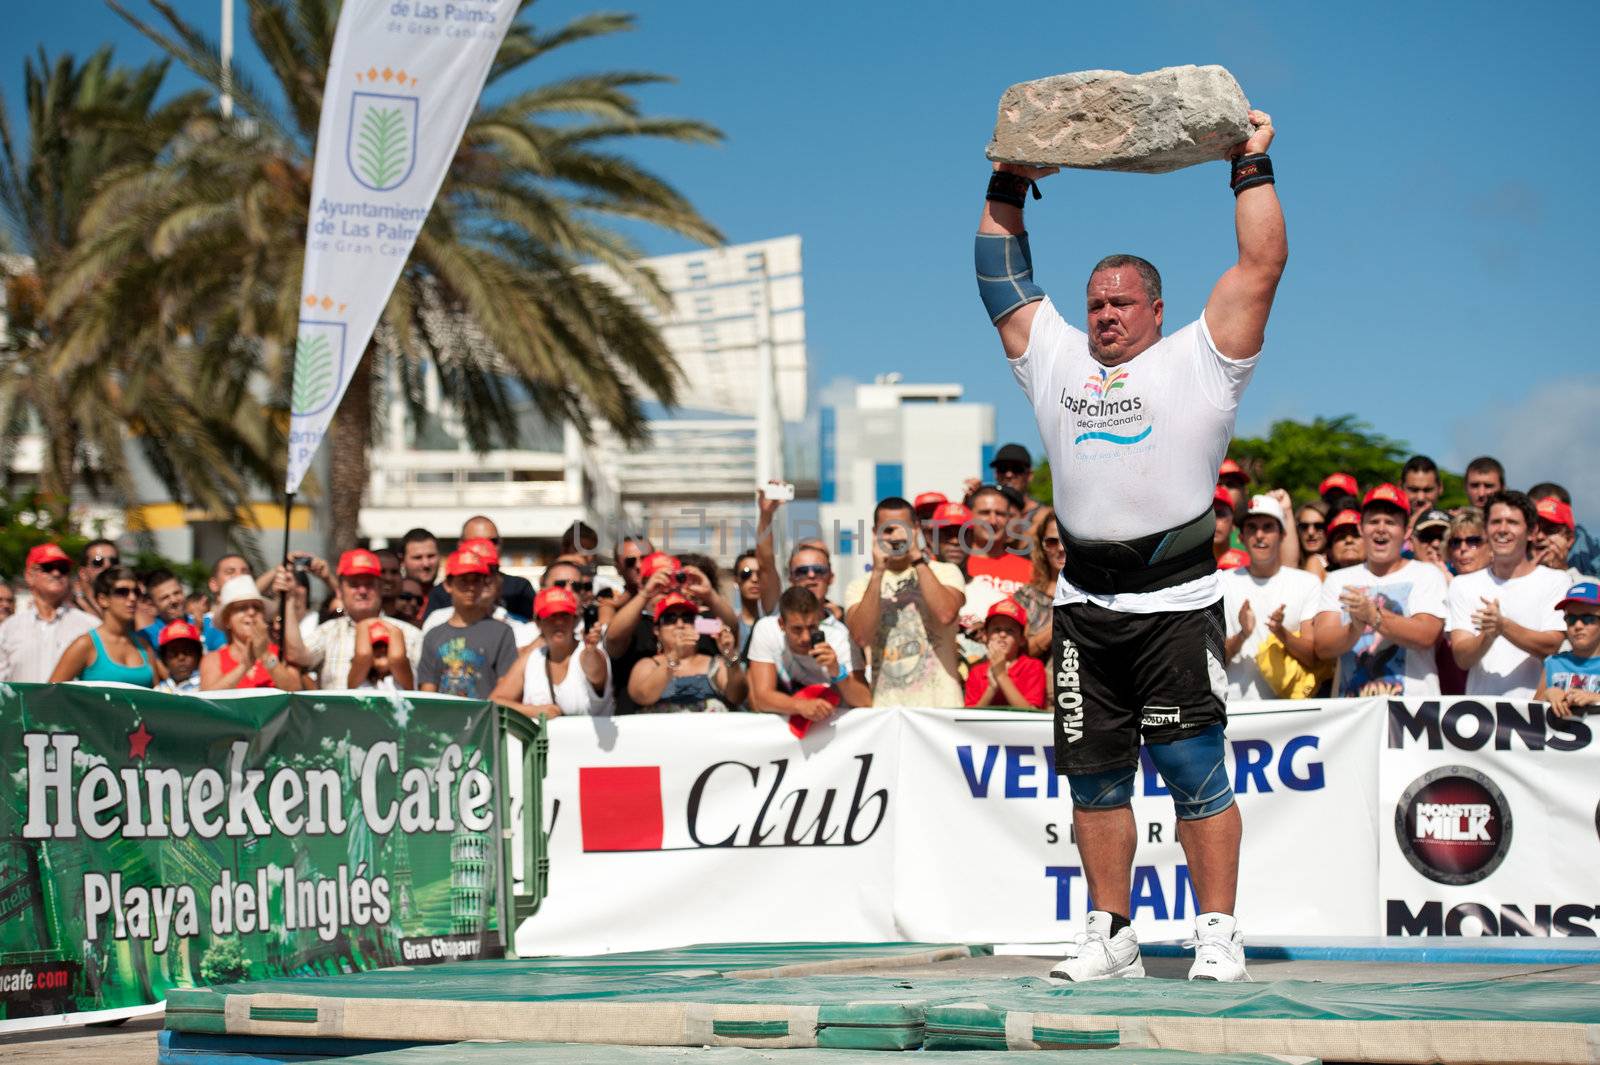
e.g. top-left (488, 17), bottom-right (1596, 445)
top-left (3, 951), bottom-right (1596, 1063)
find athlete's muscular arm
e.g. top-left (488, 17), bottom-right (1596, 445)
top-left (980, 163), bottom-right (1059, 358)
top-left (1204, 110), bottom-right (1288, 361)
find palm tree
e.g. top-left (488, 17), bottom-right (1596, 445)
top-left (0, 47), bottom-right (264, 522)
top-left (60, 0), bottom-right (724, 551)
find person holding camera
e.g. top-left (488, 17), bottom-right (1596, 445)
top-left (627, 593), bottom-right (743, 713)
top-left (748, 585), bottom-right (872, 720)
top-left (492, 586), bottom-right (613, 718)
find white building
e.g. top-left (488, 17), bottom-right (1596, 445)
top-left (817, 375), bottom-right (996, 588)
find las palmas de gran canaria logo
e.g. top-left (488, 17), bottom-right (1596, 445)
top-left (1073, 366), bottom-right (1151, 446)
top-left (347, 66), bottom-right (420, 192)
top-left (1083, 366), bottom-right (1128, 396)
top-left (292, 294), bottom-right (348, 418)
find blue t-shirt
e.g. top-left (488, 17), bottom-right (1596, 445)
top-left (1543, 651), bottom-right (1600, 692)
top-left (202, 613), bottom-right (227, 652)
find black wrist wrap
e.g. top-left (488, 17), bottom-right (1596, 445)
top-left (1230, 153), bottom-right (1274, 196)
top-left (987, 171), bottom-right (1041, 209)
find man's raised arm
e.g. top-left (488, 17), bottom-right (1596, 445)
top-left (1204, 109), bottom-right (1288, 361)
top-left (976, 163), bottom-right (1058, 358)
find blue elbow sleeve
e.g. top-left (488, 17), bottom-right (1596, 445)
top-left (975, 231), bottom-right (1045, 325)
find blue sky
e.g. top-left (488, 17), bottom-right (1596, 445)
top-left (7, 1), bottom-right (1599, 505)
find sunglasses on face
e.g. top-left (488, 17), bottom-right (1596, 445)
top-left (994, 464), bottom-right (1028, 477)
top-left (1565, 613), bottom-right (1600, 626)
top-left (551, 579), bottom-right (594, 592)
top-left (38, 562), bottom-right (72, 576)
top-left (1448, 536), bottom-right (1485, 549)
top-left (791, 564), bottom-right (830, 580)
top-left (106, 585), bottom-right (140, 599)
top-left (621, 557), bottom-right (640, 569)
top-left (87, 554), bottom-right (120, 568)
top-left (658, 612), bottom-right (696, 627)
top-left (397, 593), bottom-right (423, 604)
top-left (1298, 521), bottom-right (1325, 532)
top-left (1416, 530), bottom-right (1446, 544)
top-left (737, 568), bottom-right (758, 581)
top-left (1042, 536), bottom-right (1063, 550)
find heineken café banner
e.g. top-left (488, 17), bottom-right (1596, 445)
top-left (0, 683), bottom-right (542, 1031)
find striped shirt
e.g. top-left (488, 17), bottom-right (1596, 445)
top-left (302, 613), bottom-right (422, 690)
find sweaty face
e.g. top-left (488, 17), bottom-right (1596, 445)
top-left (1402, 471), bottom-right (1440, 512)
top-left (1361, 509), bottom-right (1406, 566)
top-left (1085, 266), bottom-right (1163, 364)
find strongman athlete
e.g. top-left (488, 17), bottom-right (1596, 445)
top-left (974, 110), bottom-right (1285, 981)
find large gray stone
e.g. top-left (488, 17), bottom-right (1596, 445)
top-left (986, 64), bottom-right (1251, 174)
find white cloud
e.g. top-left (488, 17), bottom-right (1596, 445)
top-left (1452, 376), bottom-right (1600, 515)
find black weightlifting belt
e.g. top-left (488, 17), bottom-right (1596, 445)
top-left (1059, 508), bottom-right (1218, 595)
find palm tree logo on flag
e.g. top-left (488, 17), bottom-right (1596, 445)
top-left (348, 67), bottom-right (419, 191)
top-left (292, 294), bottom-right (348, 417)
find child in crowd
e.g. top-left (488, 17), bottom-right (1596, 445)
top-left (353, 623), bottom-right (400, 691)
top-left (418, 548), bottom-right (518, 699)
top-left (964, 598), bottom-right (1046, 709)
top-left (155, 619), bottom-right (203, 694)
top-left (1537, 581), bottom-right (1600, 718)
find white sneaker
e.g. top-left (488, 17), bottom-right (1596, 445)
top-left (1185, 912), bottom-right (1250, 981)
top-left (1049, 911), bottom-right (1145, 981)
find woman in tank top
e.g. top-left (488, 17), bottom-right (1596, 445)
top-left (491, 587), bottom-right (613, 718)
top-left (627, 594), bottom-right (741, 713)
top-left (200, 575), bottom-right (304, 690)
top-left (50, 566), bottom-right (164, 687)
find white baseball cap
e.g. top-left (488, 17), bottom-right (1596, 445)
top-left (1244, 494), bottom-right (1286, 530)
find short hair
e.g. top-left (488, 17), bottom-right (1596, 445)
top-left (210, 553), bottom-right (249, 581)
top-left (540, 560), bottom-right (581, 588)
top-left (1527, 481), bottom-right (1570, 505)
top-left (561, 520), bottom-right (600, 554)
top-left (1401, 455), bottom-right (1439, 479)
top-left (678, 552), bottom-right (720, 588)
top-left (778, 585), bottom-right (821, 620)
top-left (873, 496), bottom-right (915, 527)
top-left (400, 527), bottom-right (437, 550)
top-left (92, 565), bottom-right (139, 599)
top-left (1485, 489), bottom-right (1537, 531)
top-left (969, 485), bottom-right (1009, 511)
top-left (143, 567), bottom-right (179, 591)
top-left (1449, 507), bottom-right (1484, 537)
top-left (613, 534), bottom-right (652, 559)
top-left (81, 538), bottom-right (117, 562)
top-left (1465, 456), bottom-right (1505, 481)
top-left (1088, 254), bottom-right (1162, 303)
top-left (374, 548), bottom-right (400, 566)
top-left (788, 543), bottom-right (831, 570)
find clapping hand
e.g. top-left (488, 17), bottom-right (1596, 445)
top-left (1471, 597), bottom-right (1504, 639)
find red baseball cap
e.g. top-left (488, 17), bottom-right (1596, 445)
top-left (25, 543), bottom-right (71, 568)
top-left (1536, 497), bottom-right (1576, 530)
top-left (1218, 458), bottom-right (1248, 486)
top-left (641, 552), bottom-right (682, 581)
top-left (931, 502), bottom-right (973, 527)
top-left (986, 597), bottom-right (1028, 628)
top-left (1213, 484), bottom-right (1235, 510)
top-left (794, 683), bottom-right (840, 707)
top-left (368, 622), bottom-right (391, 646)
top-left (158, 619), bottom-right (203, 647)
top-left (1320, 472), bottom-right (1359, 499)
top-left (914, 491), bottom-right (949, 517)
top-left (1218, 547), bottom-right (1251, 570)
top-left (338, 549), bottom-right (383, 577)
top-left (535, 586), bottom-right (579, 619)
top-left (1361, 483), bottom-right (1411, 515)
top-left (652, 592), bottom-right (697, 620)
top-left (444, 548), bottom-right (491, 577)
top-left (460, 537), bottom-right (500, 566)
top-left (1328, 509), bottom-right (1362, 535)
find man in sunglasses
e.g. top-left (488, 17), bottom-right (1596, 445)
top-left (989, 443), bottom-right (1042, 523)
top-left (0, 543), bottom-right (98, 682)
top-left (1448, 490), bottom-right (1568, 698)
top-left (70, 538), bottom-right (121, 619)
top-left (1537, 581), bottom-right (1600, 717)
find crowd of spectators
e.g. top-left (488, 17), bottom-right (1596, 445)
top-left (2, 450), bottom-right (1596, 721)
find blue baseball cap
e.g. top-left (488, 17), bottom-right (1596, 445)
top-left (1557, 581), bottom-right (1600, 613)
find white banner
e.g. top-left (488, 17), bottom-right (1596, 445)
top-left (286, 0), bottom-right (516, 492)
top-left (1379, 696), bottom-right (1600, 937)
top-left (891, 702), bottom-right (1381, 944)
top-left (521, 710), bottom-right (904, 956)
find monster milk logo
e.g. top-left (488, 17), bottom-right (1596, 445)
top-left (347, 67), bottom-right (420, 192)
top-left (291, 294), bottom-right (348, 418)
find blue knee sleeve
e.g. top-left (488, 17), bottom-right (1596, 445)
top-left (1067, 764), bottom-right (1136, 810)
top-left (1148, 724), bottom-right (1234, 820)
top-left (976, 232), bottom-right (1045, 324)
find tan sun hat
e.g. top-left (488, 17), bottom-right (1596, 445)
top-left (216, 573), bottom-right (266, 622)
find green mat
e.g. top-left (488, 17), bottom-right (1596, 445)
top-left (316, 1043), bottom-right (1318, 1065)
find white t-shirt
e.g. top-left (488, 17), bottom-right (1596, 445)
top-left (522, 646), bottom-right (613, 717)
top-left (1011, 298), bottom-right (1258, 614)
top-left (1221, 565), bottom-right (1323, 699)
top-left (747, 613), bottom-right (866, 707)
top-left (1447, 565), bottom-right (1568, 698)
top-left (1317, 560), bottom-right (1449, 697)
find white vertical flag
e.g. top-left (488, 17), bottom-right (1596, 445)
top-left (286, 0), bottom-right (516, 494)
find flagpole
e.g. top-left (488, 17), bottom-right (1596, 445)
top-left (279, 490), bottom-right (295, 643)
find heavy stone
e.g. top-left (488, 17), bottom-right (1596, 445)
top-left (986, 64), bottom-right (1252, 174)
